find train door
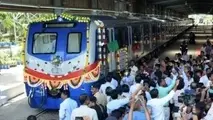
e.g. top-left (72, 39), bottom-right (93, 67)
top-left (107, 28), bottom-right (116, 72)
top-left (143, 23), bottom-right (150, 52)
top-left (149, 23), bottom-right (153, 49)
top-left (132, 25), bottom-right (144, 59)
top-left (141, 25), bottom-right (144, 54)
top-left (127, 26), bottom-right (133, 60)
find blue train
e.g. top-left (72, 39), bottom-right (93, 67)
top-left (23, 13), bottom-right (192, 109)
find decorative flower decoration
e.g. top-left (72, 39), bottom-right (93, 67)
top-left (30, 13), bottom-right (90, 24)
top-left (51, 55), bottom-right (62, 67)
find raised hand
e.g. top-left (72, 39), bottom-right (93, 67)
top-left (175, 79), bottom-right (180, 87)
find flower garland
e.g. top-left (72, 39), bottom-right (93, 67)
top-left (30, 13), bottom-right (90, 23)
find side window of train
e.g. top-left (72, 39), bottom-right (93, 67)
top-left (33, 33), bottom-right (57, 54)
top-left (67, 33), bottom-right (81, 53)
top-left (115, 27), bottom-right (128, 48)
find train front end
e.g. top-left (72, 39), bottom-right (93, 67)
top-left (23, 15), bottom-right (102, 109)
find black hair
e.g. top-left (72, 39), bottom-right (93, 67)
top-left (90, 96), bottom-right (97, 103)
top-left (149, 80), bottom-right (156, 88)
top-left (61, 90), bottom-right (70, 97)
top-left (150, 89), bottom-right (159, 98)
top-left (121, 84), bottom-right (129, 93)
top-left (197, 83), bottom-right (204, 88)
top-left (116, 86), bottom-right (122, 95)
top-left (135, 75), bottom-right (142, 83)
top-left (106, 75), bottom-right (112, 82)
top-left (193, 75), bottom-right (200, 83)
top-left (143, 80), bottom-right (150, 88)
top-left (111, 109), bottom-right (122, 119)
top-left (91, 83), bottom-right (100, 89)
top-left (110, 90), bottom-right (118, 100)
top-left (187, 71), bottom-right (193, 78)
top-left (27, 115), bottom-right (37, 120)
top-left (79, 93), bottom-right (89, 105)
top-left (106, 87), bottom-right (113, 96)
top-left (177, 77), bottom-right (185, 90)
top-left (155, 70), bottom-right (162, 81)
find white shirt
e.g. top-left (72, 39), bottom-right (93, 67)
top-left (129, 83), bottom-right (141, 95)
top-left (200, 75), bottom-right (210, 87)
top-left (145, 91), bottom-right (152, 101)
top-left (120, 76), bottom-right (134, 87)
top-left (182, 70), bottom-right (193, 90)
top-left (71, 105), bottom-right (98, 120)
top-left (147, 90), bottom-right (175, 120)
top-left (99, 82), bottom-right (115, 95)
top-left (111, 78), bottom-right (118, 88)
top-left (59, 98), bottom-right (77, 120)
top-left (173, 89), bottom-right (184, 107)
top-left (120, 92), bottom-right (130, 98)
top-left (107, 98), bottom-right (129, 114)
top-left (182, 55), bottom-right (189, 61)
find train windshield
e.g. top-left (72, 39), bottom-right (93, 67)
top-left (67, 33), bottom-right (82, 53)
top-left (33, 33), bottom-right (57, 54)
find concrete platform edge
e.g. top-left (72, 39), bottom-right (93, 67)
top-left (1, 83), bottom-right (25, 104)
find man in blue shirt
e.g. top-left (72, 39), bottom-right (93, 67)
top-left (123, 95), bottom-right (151, 120)
top-left (59, 90), bottom-right (77, 120)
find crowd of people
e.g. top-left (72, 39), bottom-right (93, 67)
top-left (18, 38), bottom-right (209, 120)
top-left (56, 39), bottom-right (213, 120)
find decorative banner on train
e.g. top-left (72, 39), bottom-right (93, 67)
top-left (107, 40), bottom-right (119, 52)
top-left (24, 61), bottom-right (101, 90)
top-left (116, 48), bottom-right (128, 71)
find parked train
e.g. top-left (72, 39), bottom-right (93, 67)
top-left (23, 13), bottom-right (193, 109)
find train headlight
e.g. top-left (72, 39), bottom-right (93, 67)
top-left (57, 17), bottom-right (63, 22)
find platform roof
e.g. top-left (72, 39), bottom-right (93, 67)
top-left (148, 0), bottom-right (213, 14)
top-left (0, 0), bottom-right (211, 19)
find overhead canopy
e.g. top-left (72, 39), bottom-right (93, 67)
top-left (148, 0), bottom-right (213, 14)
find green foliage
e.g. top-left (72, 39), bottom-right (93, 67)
top-left (0, 12), bottom-right (53, 65)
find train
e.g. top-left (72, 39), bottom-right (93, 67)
top-left (23, 13), bottom-right (193, 109)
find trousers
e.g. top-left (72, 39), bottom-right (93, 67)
top-left (164, 107), bottom-right (170, 120)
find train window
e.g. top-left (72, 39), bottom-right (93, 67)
top-left (67, 33), bottom-right (81, 53)
top-left (33, 33), bottom-right (57, 54)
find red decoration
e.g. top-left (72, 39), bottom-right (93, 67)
top-left (24, 61), bottom-right (100, 81)
top-left (132, 43), bottom-right (141, 52)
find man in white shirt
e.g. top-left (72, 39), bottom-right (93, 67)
top-left (129, 75), bottom-right (142, 95)
top-left (147, 79), bottom-right (179, 120)
top-left (71, 94), bottom-right (98, 120)
top-left (129, 60), bottom-right (138, 80)
top-left (107, 90), bottom-right (129, 114)
top-left (200, 68), bottom-right (211, 87)
top-left (99, 75), bottom-right (115, 95)
top-left (59, 90), bottom-right (77, 120)
top-left (107, 84), bottom-right (144, 114)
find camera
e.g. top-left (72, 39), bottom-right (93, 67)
top-left (178, 90), bottom-right (196, 106)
